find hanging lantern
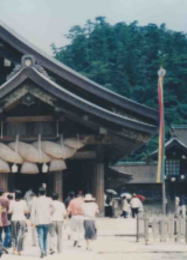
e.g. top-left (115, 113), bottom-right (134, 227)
top-left (12, 163), bottom-right (18, 173)
top-left (42, 163), bottom-right (48, 173)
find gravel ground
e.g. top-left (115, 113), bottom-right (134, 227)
top-left (1, 218), bottom-right (187, 260)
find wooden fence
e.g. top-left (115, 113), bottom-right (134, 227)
top-left (136, 214), bottom-right (187, 244)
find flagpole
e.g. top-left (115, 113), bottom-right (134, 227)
top-left (156, 67), bottom-right (167, 215)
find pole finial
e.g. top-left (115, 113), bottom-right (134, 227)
top-left (158, 67), bottom-right (166, 77)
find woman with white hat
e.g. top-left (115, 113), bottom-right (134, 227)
top-left (81, 194), bottom-right (99, 250)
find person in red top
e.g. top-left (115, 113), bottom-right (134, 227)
top-left (67, 191), bottom-right (84, 247)
top-left (0, 190), bottom-right (11, 248)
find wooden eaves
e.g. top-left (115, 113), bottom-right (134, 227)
top-left (0, 66), bottom-right (157, 136)
top-left (0, 21), bottom-right (158, 124)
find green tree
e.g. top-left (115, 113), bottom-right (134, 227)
top-left (52, 18), bottom-right (187, 158)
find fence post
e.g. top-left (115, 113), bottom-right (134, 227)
top-left (181, 217), bottom-right (185, 240)
top-left (152, 217), bottom-right (157, 241)
top-left (144, 214), bottom-right (149, 245)
top-left (136, 213), bottom-right (140, 242)
top-left (168, 215), bottom-right (175, 242)
top-left (165, 217), bottom-right (169, 241)
top-left (185, 217), bottom-right (187, 244)
top-left (175, 216), bottom-right (181, 242)
top-left (174, 217), bottom-right (177, 242)
top-left (160, 217), bottom-right (166, 242)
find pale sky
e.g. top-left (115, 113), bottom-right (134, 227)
top-left (0, 0), bottom-right (187, 54)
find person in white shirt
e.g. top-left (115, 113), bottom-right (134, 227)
top-left (49, 193), bottom-right (66, 254)
top-left (31, 187), bottom-right (53, 258)
top-left (121, 196), bottom-right (130, 218)
top-left (81, 194), bottom-right (99, 250)
top-left (9, 190), bottom-right (28, 255)
top-left (27, 192), bottom-right (37, 247)
top-left (130, 194), bottom-right (142, 218)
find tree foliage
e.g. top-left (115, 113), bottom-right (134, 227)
top-left (51, 17), bottom-right (187, 158)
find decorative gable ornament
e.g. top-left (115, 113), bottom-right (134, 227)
top-left (7, 54), bottom-right (49, 80)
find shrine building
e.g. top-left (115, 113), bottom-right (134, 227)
top-left (0, 22), bottom-right (158, 214)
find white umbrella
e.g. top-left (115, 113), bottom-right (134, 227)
top-left (106, 189), bottom-right (118, 195)
top-left (120, 193), bottom-right (132, 199)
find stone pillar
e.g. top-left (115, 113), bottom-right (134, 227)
top-left (0, 173), bottom-right (8, 191)
top-left (94, 163), bottom-right (105, 216)
top-left (53, 171), bottom-right (63, 200)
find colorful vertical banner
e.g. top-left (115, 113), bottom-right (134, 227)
top-left (156, 67), bottom-right (166, 183)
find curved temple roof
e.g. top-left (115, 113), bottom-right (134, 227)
top-left (163, 137), bottom-right (187, 151)
top-left (0, 64), bottom-right (156, 135)
top-left (0, 21), bottom-right (158, 123)
top-left (151, 137), bottom-right (187, 158)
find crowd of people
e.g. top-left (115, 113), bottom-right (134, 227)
top-left (105, 192), bottom-right (187, 218)
top-left (0, 188), bottom-right (99, 258)
top-left (105, 193), bottom-right (144, 218)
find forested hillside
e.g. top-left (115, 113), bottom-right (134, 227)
top-left (51, 17), bottom-right (187, 158)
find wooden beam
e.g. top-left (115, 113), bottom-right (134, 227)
top-left (5, 115), bottom-right (64, 123)
top-left (0, 136), bottom-right (60, 142)
top-left (70, 151), bottom-right (96, 160)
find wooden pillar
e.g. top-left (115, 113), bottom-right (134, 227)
top-left (94, 162), bottom-right (105, 216)
top-left (0, 173), bottom-right (9, 191)
top-left (53, 171), bottom-right (63, 200)
top-left (8, 172), bottom-right (17, 192)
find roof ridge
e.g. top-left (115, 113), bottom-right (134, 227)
top-left (0, 20), bottom-right (158, 120)
top-left (151, 136), bottom-right (187, 156)
top-left (33, 67), bottom-right (156, 128)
